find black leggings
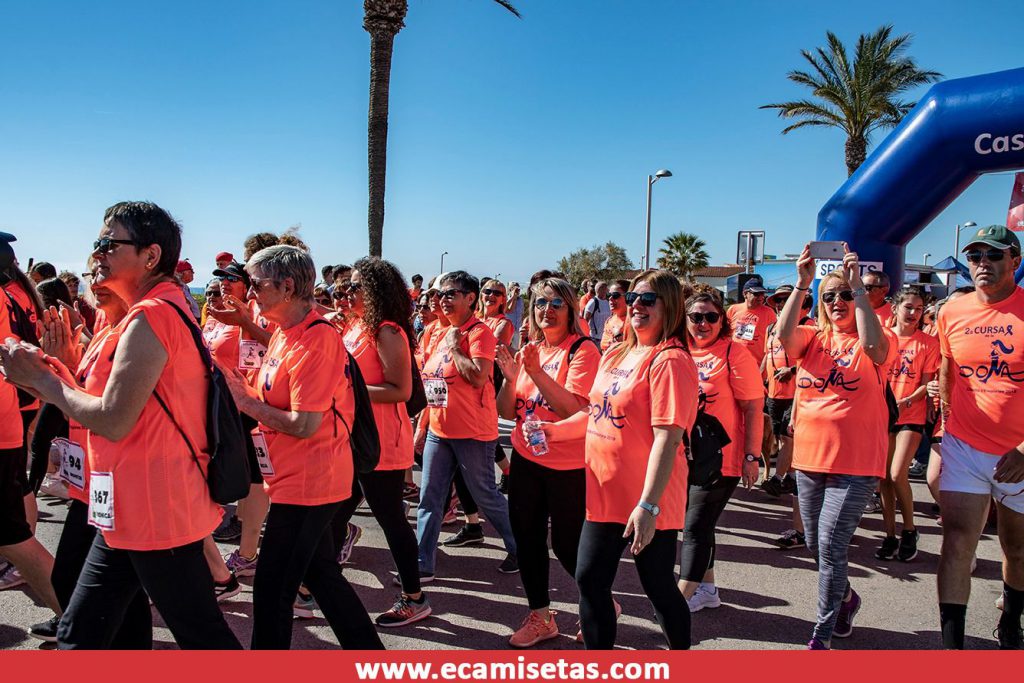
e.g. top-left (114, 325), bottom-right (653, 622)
top-left (448, 469), bottom-right (479, 517)
top-left (678, 476), bottom-right (740, 582)
top-left (575, 520), bottom-right (690, 650)
top-left (51, 500), bottom-right (152, 649)
top-left (508, 451), bottom-right (585, 610)
top-left (332, 469), bottom-right (421, 594)
top-left (253, 501), bottom-right (383, 650)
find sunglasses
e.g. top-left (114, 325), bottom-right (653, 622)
top-left (687, 311), bottom-right (721, 325)
top-left (92, 237), bottom-right (135, 254)
top-left (864, 284), bottom-right (887, 291)
top-left (416, 304), bottom-right (430, 310)
top-left (533, 297), bottom-right (565, 310)
top-left (625, 292), bottom-right (659, 307)
top-left (206, 291), bottom-right (221, 298)
top-left (220, 275), bottom-right (242, 283)
top-left (315, 297), bottom-right (331, 306)
top-left (439, 289), bottom-right (466, 300)
top-left (964, 249), bottom-right (1007, 263)
top-left (345, 282), bottom-right (363, 294)
top-left (481, 288), bottom-right (505, 297)
top-left (608, 292), bottom-right (623, 300)
top-left (821, 290), bottom-right (855, 304)
top-left (332, 290), bottom-right (347, 300)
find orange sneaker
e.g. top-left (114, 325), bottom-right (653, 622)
top-left (509, 610), bottom-right (559, 648)
top-left (576, 599), bottom-right (621, 643)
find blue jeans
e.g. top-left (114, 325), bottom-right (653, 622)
top-left (417, 432), bottom-right (517, 574)
top-left (796, 471), bottom-right (878, 642)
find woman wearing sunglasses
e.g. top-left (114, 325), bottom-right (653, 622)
top-left (541, 270), bottom-right (697, 649)
top-left (678, 289), bottom-right (763, 613)
top-left (477, 279), bottom-right (515, 493)
top-left (413, 293), bottom-right (434, 340)
top-left (599, 280), bottom-right (630, 352)
top-left (776, 243), bottom-right (896, 650)
top-left (494, 277), bottom-right (601, 647)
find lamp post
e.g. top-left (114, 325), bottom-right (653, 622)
top-left (954, 221), bottom-right (977, 259)
top-left (923, 252), bottom-right (931, 266)
top-left (440, 251), bottom-right (448, 273)
top-left (643, 169), bottom-right (673, 270)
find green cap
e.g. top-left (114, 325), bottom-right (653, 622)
top-left (962, 224), bottom-right (1021, 254)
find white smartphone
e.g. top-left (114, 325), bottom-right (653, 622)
top-left (808, 241), bottom-right (845, 260)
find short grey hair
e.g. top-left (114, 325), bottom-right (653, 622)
top-left (246, 245), bottom-right (316, 302)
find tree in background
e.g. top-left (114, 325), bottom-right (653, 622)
top-left (657, 232), bottom-right (709, 281)
top-left (557, 242), bottom-right (634, 287)
top-left (760, 25), bottom-right (940, 176)
top-left (364, 0), bottom-right (521, 257)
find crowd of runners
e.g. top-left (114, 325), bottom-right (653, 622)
top-left (0, 201), bottom-right (1021, 651)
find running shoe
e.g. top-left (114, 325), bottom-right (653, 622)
top-left (907, 460), bottom-right (927, 479)
top-left (997, 616), bottom-right (1023, 649)
top-left (224, 549), bottom-right (258, 577)
top-left (896, 529), bottom-right (919, 562)
top-left (807, 637), bottom-right (830, 650)
top-left (213, 515), bottom-right (243, 542)
top-left (497, 473), bottom-right (509, 495)
top-left (442, 524), bottom-right (484, 547)
top-left (293, 592), bottom-right (318, 619)
top-left (781, 475), bottom-right (798, 495)
top-left (402, 483), bottom-right (420, 501)
top-left (214, 573), bottom-right (241, 602)
top-left (760, 475), bottom-right (784, 497)
top-left (392, 570), bottom-right (435, 586)
top-left (441, 504), bottom-right (459, 525)
top-left (28, 615), bottom-right (59, 643)
top-left (509, 610), bottom-right (559, 648)
top-left (375, 594), bottom-right (432, 628)
top-left (38, 473), bottom-right (69, 500)
top-left (864, 493), bottom-right (882, 514)
top-left (773, 529), bottom-right (805, 550)
top-left (498, 553), bottom-right (520, 574)
top-left (997, 593), bottom-right (1005, 611)
top-left (875, 535), bottom-right (899, 560)
top-left (337, 522), bottom-right (362, 564)
top-left (686, 584), bottom-right (722, 612)
top-left (0, 564), bottom-right (25, 591)
top-left (832, 588), bottom-right (861, 639)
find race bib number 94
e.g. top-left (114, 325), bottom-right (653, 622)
top-left (54, 438), bottom-right (86, 490)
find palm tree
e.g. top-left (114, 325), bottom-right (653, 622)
top-left (760, 25), bottom-right (941, 177)
top-left (363, 0), bottom-right (520, 257)
top-left (657, 232), bottom-right (709, 280)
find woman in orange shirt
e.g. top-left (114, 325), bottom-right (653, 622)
top-left (223, 245), bottom-right (382, 650)
top-left (679, 290), bottom-right (764, 613)
top-left (599, 279), bottom-right (629, 351)
top-left (1, 202), bottom-right (241, 649)
top-left (777, 244), bottom-right (897, 650)
top-left (543, 270), bottom-right (698, 650)
top-left (478, 278), bottom-right (514, 489)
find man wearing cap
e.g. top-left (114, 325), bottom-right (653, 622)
top-left (207, 262), bottom-right (272, 350)
top-left (767, 284), bottom-right (794, 314)
top-left (727, 275), bottom-right (777, 364)
top-left (863, 270), bottom-right (895, 327)
top-left (215, 252), bottom-right (234, 270)
top-left (936, 224), bottom-right (1024, 650)
top-left (175, 259), bottom-right (200, 321)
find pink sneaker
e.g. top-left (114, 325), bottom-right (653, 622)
top-left (510, 610), bottom-right (559, 648)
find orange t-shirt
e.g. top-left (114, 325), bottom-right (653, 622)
top-left (584, 341), bottom-right (698, 530)
top-left (938, 289), bottom-right (1024, 455)
top-left (344, 321), bottom-right (413, 471)
top-left (600, 313), bottom-right (627, 352)
top-left (482, 313), bottom-right (514, 346)
top-left (874, 302), bottom-right (895, 328)
top-left (888, 330), bottom-right (940, 426)
top-left (789, 325), bottom-right (898, 478)
top-left (764, 327), bottom-right (796, 400)
top-left (256, 309), bottom-right (355, 506)
top-left (510, 335), bottom-right (601, 470)
top-left (580, 292), bottom-right (593, 312)
top-left (203, 318), bottom-right (241, 371)
top-left (87, 282), bottom-right (222, 551)
top-left (422, 317), bottom-right (497, 441)
top-left (690, 338), bottom-right (765, 477)
top-left (418, 319), bottom-right (449, 364)
top-left (727, 303), bottom-right (777, 364)
top-left (4, 280), bottom-right (40, 411)
top-left (0, 295), bottom-right (22, 449)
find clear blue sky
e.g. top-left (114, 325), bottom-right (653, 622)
top-left (1, 0), bottom-right (1020, 286)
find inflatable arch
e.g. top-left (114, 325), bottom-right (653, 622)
top-left (816, 66), bottom-right (1024, 290)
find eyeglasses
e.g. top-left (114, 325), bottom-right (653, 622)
top-left (416, 304), bottom-right (430, 310)
top-left (92, 237), bottom-right (135, 255)
top-left (332, 290), bottom-right (347, 300)
top-left (864, 284), bottom-right (887, 291)
top-left (206, 291), bottom-right (221, 298)
top-left (220, 275), bottom-right (242, 283)
top-left (821, 290), bottom-right (855, 304)
top-left (315, 297), bottom-right (331, 306)
top-left (964, 249), bottom-right (1007, 263)
top-left (687, 312), bottom-right (721, 325)
top-left (533, 297), bottom-right (565, 310)
top-left (345, 282), bottom-right (363, 294)
top-left (608, 292), bottom-right (623, 301)
top-left (625, 292), bottom-right (659, 307)
top-left (438, 289), bottom-right (466, 300)
top-left (249, 277), bottom-right (278, 293)
top-left (481, 288), bottom-right (505, 297)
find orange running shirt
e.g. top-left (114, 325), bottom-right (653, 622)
top-left (690, 339), bottom-right (765, 477)
top-left (422, 317), bottom-right (498, 441)
top-left (764, 327), bottom-right (797, 400)
top-left (344, 321), bottom-right (413, 471)
top-left (584, 341), bottom-right (698, 530)
top-left (727, 303), bottom-right (777, 364)
top-left (203, 318), bottom-right (241, 371)
top-left (789, 325), bottom-right (898, 478)
top-left (86, 282), bottom-right (222, 551)
top-left (0, 297), bottom-right (21, 449)
top-left (482, 314), bottom-right (514, 346)
top-left (510, 335), bottom-right (601, 470)
top-left (600, 313), bottom-right (627, 351)
top-left (874, 302), bottom-right (895, 328)
top-left (937, 288), bottom-right (1024, 455)
top-left (888, 330), bottom-right (940, 426)
top-left (256, 309), bottom-right (355, 505)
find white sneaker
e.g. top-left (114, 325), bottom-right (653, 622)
top-left (39, 474), bottom-right (69, 500)
top-left (686, 584), bottom-right (722, 612)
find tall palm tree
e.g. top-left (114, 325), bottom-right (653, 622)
top-left (760, 25), bottom-right (941, 177)
top-left (363, 0), bottom-right (520, 257)
top-left (657, 232), bottom-right (709, 281)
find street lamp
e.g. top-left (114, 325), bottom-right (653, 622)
top-left (440, 251), bottom-right (448, 273)
top-left (643, 169), bottom-right (673, 270)
top-left (923, 252), bottom-right (931, 266)
top-left (953, 221), bottom-right (977, 258)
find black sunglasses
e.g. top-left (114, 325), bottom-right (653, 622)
top-left (345, 282), bottom-right (363, 293)
top-left (625, 292), bottom-right (659, 307)
top-left (92, 237), bottom-right (135, 254)
top-left (416, 304), bottom-right (430, 310)
top-left (821, 290), bottom-right (855, 304)
top-left (864, 284), bottom-right (887, 291)
top-left (687, 311), bottom-right (721, 325)
top-left (220, 275), bottom-right (242, 283)
top-left (206, 291), bottom-right (221, 298)
top-left (481, 288), bottom-right (505, 297)
top-left (439, 288), bottom-right (467, 300)
top-left (533, 297), bottom-right (565, 310)
top-left (332, 290), bottom-right (347, 300)
top-left (608, 292), bottom-right (623, 300)
top-left (964, 249), bottom-right (1007, 264)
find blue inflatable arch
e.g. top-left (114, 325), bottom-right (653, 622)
top-left (816, 67), bottom-right (1024, 290)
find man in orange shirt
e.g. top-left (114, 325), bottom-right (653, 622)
top-left (727, 275), bottom-right (776, 364)
top-left (409, 273), bottom-right (423, 301)
top-left (936, 225), bottom-right (1024, 650)
top-left (864, 270), bottom-right (894, 327)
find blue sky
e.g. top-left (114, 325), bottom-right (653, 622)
top-left (1, 1), bottom-right (1020, 286)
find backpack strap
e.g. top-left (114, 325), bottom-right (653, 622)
top-left (567, 335), bottom-right (596, 363)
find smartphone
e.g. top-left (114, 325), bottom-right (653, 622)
top-left (808, 241), bottom-right (844, 260)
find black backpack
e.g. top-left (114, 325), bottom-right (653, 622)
top-left (406, 351), bottom-right (428, 417)
top-left (154, 301), bottom-right (251, 505)
top-left (3, 287), bottom-right (41, 408)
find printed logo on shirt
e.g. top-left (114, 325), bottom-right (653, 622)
top-left (963, 324), bottom-right (1014, 336)
top-left (799, 348), bottom-right (861, 393)
top-left (515, 393), bottom-right (552, 415)
top-left (959, 339), bottom-right (1024, 384)
top-left (890, 351), bottom-right (916, 379)
top-left (589, 382), bottom-right (626, 429)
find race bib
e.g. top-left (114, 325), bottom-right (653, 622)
top-left (54, 438), bottom-right (85, 490)
top-left (424, 378), bottom-right (449, 408)
top-left (238, 339), bottom-right (267, 371)
top-left (251, 431), bottom-right (275, 477)
top-left (735, 323), bottom-right (756, 342)
top-left (88, 472), bottom-right (115, 531)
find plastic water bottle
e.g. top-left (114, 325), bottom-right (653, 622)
top-left (523, 410), bottom-right (549, 457)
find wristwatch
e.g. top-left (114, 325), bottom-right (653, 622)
top-left (744, 453), bottom-right (759, 463)
top-left (850, 287), bottom-right (867, 298)
top-left (637, 500), bottom-right (661, 517)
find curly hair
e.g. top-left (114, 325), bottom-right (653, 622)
top-left (353, 257), bottom-right (417, 353)
top-left (243, 232), bottom-right (279, 262)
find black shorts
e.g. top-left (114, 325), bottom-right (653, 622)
top-left (890, 423), bottom-right (925, 435)
top-left (0, 447), bottom-right (32, 546)
top-left (765, 398), bottom-right (794, 437)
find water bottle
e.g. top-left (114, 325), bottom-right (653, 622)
top-left (523, 410), bottom-right (549, 457)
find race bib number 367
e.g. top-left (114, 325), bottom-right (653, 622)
top-left (88, 472), bottom-right (115, 531)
